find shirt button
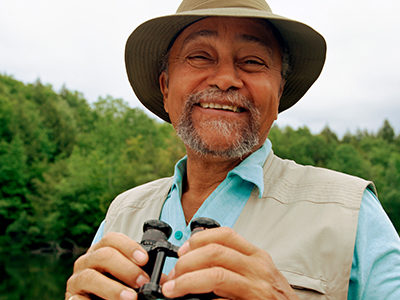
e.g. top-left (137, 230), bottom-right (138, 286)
top-left (174, 230), bottom-right (183, 240)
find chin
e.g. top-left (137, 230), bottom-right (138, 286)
top-left (177, 115), bottom-right (260, 159)
top-left (191, 133), bottom-right (258, 159)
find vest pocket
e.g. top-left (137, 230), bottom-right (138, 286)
top-left (280, 270), bottom-right (327, 295)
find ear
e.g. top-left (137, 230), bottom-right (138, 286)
top-left (159, 72), bottom-right (169, 113)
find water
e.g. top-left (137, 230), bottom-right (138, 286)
top-left (0, 252), bottom-right (76, 300)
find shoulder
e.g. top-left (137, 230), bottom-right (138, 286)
top-left (115, 177), bottom-right (173, 204)
top-left (265, 153), bottom-right (375, 207)
top-left (271, 154), bottom-right (368, 184)
top-left (106, 177), bottom-right (173, 219)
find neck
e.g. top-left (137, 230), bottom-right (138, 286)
top-left (181, 148), bottom-right (247, 223)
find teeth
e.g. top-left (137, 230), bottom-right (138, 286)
top-left (199, 103), bottom-right (240, 112)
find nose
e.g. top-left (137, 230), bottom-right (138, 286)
top-left (206, 60), bottom-right (244, 91)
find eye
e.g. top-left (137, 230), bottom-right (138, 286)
top-left (237, 57), bottom-right (268, 72)
top-left (186, 52), bottom-right (215, 68)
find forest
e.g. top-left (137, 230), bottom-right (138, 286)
top-left (0, 74), bottom-right (399, 254)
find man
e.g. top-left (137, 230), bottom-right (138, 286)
top-left (66, 0), bottom-right (400, 299)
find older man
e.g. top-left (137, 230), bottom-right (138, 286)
top-left (66, 0), bottom-right (400, 299)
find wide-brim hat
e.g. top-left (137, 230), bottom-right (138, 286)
top-left (125, 0), bottom-right (327, 123)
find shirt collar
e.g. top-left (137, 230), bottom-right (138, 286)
top-left (170, 139), bottom-right (272, 198)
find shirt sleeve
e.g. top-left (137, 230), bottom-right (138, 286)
top-left (91, 219), bottom-right (105, 246)
top-left (348, 189), bottom-right (400, 299)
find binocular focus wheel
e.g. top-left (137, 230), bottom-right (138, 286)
top-left (190, 217), bottom-right (221, 232)
top-left (143, 219), bottom-right (173, 239)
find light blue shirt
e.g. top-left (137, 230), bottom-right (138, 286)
top-left (92, 139), bottom-right (400, 299)
top-left (159, 139), bottom-right (270, 274)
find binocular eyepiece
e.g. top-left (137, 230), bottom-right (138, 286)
top-left (138, 217), bottom-right (220, 300)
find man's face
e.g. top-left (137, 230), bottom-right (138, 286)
top-left (160, 17), bottom-right (284, 159)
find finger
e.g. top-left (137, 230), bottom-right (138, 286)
top-left (88, 232), bottom-right (148, 266)
top-left (67, 268), bottom-right (138, 300)
top-left (65, 293), bottom-right (90, 300)
top-left (179, 227), bottom-right (258, 256)
top-left (162, 267), bottom-right (248, 299)
top-left (160, 273), bottom-right (169, 284)
top-left (172, 243), bottom-right (251, 279)
top-left (163, 267), bottom-right (292, 300)
top-left (76, 246), bottom-right (150, 288)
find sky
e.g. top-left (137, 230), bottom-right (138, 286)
top-left (1, 0), bottom-right (399, 137)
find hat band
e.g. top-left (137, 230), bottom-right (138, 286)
top-left (177, 0), bottom-right (272, 13)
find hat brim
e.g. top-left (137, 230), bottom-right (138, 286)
top-left (125, 8), bottom-right (326, 123)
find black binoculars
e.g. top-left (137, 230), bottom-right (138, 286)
top-left (137, 217), bottom-right (220, 300)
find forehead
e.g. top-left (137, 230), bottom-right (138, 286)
top-left (171, 16), bottom-right (281, 52)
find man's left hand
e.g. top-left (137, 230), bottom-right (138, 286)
top-left (161, 227), bottom-right (299, 300)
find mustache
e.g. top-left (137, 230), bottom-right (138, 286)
top-left (185, 87), bottom-right (255, 112)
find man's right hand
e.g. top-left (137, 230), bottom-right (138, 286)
top-left (65, 232), bottom-right (150, 300)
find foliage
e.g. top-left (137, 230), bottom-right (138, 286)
top-left (0, 74), bottom-right (398, 252)
top-left (0, 74), bottom-right (185, 251)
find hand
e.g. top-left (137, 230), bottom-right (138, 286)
top-left (65, 232), bottom-right (150, 300)
top-left (161, 227), bottom-right (299, 300)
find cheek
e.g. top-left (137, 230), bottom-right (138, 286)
top-left (257, 101), bottom-right (279, 141)
top-left (252, 78), bottom-right (281, 112)
top-left (169, 60), bottom-right (211, 92)
top-left (165, 98), bottom-right (183, 127)
top-left (163, 84), bottom-right (191, 126)
top-left (259, 99), bottom-right (279, 128)
top-left (164, 71), bottom-right (211, 123)
top-left (250, 79), bottom-right (281, 134)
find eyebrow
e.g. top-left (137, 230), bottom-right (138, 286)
top-left (181, 30), bottom-right (273, 55)
top-left (238, 34), bottom-right (273, 55)
top-left (182, 30), bottom-right (218, 47)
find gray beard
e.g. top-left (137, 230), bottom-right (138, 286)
top-left (175, 87), bottom-right (261, 159)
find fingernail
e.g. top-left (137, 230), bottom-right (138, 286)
top-left (136, 274), bottom-right (149, 287)
top-left (178, 241), bottom-right (190, 255)
top-left (120, 289), bottom-right (136, 300)
top-left (163, 280), bottom-right (175, 296)
top-left (133, 250), bottom-right (147, 264)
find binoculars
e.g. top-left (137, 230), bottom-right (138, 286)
top-left (137, 217), bottom-right (220, 300)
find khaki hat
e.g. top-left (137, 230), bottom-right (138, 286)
top-left (125, 0), bottom-right (326, 123)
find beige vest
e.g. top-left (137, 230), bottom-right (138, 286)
top-left (104, 152), bottom-right (375, 299)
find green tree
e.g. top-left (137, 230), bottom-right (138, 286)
top-left (0, 73), bottom-right (398, 253)
top-left (378, 119), bottom-right (395, 143)
top-left (327, 144), bottom-right (371, 179)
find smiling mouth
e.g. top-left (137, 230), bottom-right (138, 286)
top-left (198, 102), bottom-right (245, 113)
